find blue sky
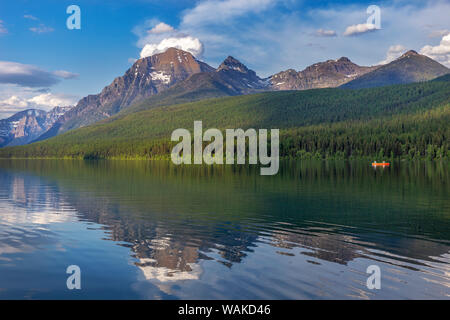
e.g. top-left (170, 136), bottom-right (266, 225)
top-left (0, 0), bottom-right (449, 118)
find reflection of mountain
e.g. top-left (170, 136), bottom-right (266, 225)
top-left (55, 191), bottom-right (260, 280)
top-left (0, 170), bottom-right (73, 224)
top-left (1, 159), bottom-right (449, 290)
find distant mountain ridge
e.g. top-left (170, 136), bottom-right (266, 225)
top-left (7, 47), bottom-right (449, 146)
top-left (0, 106), bottom-right (72, 147)
top-left (341, 50), bottom-right (449, 89)
top-left (269, 57), bottom-right (378, 90)
top-left (35, 50), bottom-right (269, 140)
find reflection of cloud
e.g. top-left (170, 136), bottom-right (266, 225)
top-left (137, 258), bottom-right (202, 282)
top-left (0, 207), bottom-right (72, 225)
top-left (0, 176), bottom-right (74, 225)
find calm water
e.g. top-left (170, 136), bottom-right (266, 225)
top-left (0, 159), bottom-right (449, 299)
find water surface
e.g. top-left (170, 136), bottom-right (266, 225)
top-left (0, 159), bottom-right (449, 299)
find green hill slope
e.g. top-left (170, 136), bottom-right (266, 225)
top-left (0, 77), bottom-right (449, 160)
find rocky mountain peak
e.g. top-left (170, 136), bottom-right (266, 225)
top-left (214, 56), bottom-right (267, 92)
top-left (127, 48), bottom-right (214, 87)
top-left (337, 57), bottom-right (351, 63)
top-left (55, 47), bottom-right (216, 135)
top-left (217, 56), bottom-right (250, 73)
top-left (399, 50), bottom-right (419, 59)
top-left (270, 57), bottom-right (377, 90)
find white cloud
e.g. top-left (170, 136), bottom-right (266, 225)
top-left (0, 61), bottom-right (77, 87)
top-left (53, 70), bottom-right (79, 79)
top-left (140, 36), bottom-right (204, 58)
top-left (134, 21), bottom-right (204, 59)
top-left (428, 29), bottom-right (450, 38)
top-left (182, 0), bottom-right (276, 27)
top-left (0, 95), bottom-right (29, 109)
top-left (148, 22), bottom-right (174, 34)
top-left (378, 45), bottom-right (407, 65)
top-left (29, 24), bottom-right (54, 34)
top-left (420, 33), bottom-right (450, 67)
top-left (0, 20), bottom-right (7, 34)
top-left (0, 92), bottom-right (77, 118)
top-left (132, 1), bottom-right (450, 76)
top-left (314, 29), bottom-right (337, 37)
top-left (134, 0), bottom-right (277, 60)
top-left (27, 93), bottom-right (75, 108)
top-left (343, 23), bottom-right (377, 36)
top-left (24, 14), bottom-right (38, 21)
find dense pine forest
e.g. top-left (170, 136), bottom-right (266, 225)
top-left (0, 75), bottom-right (449, 160)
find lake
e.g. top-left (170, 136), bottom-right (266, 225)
top-left (0, 159), bottom-right (449, 299)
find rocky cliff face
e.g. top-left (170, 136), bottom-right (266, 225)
top-left (270, 57), bottom-right (378, 90)
top-left (52, 48), bottom-right (215, 133)
top-left (215, 56), bottom-right (268, 93)
top-left (0, 106), bottom-right (72, 147)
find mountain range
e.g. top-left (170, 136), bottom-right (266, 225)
top-left (1, 47), bottom-right (449, 146)
top-left (1, 73), bottom-right (448, 160)
top-left (269, 57), bottom-right (378, 90)
top-left (0, 106), bottom-right (72, 147)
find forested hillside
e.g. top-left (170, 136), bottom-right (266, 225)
top-left (0, 76), bottom-right (448, 160)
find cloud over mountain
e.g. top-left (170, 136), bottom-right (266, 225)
top-left (420, 33), bottom-right (450, 67)
top-left (140, 36), bottom-right (204, 58)
top-left (134, 20), bottom-right (204, 59)
top-left (0, 92), bottom-right (77, 119)
top-left (378, 45), bottom-right (407, 65)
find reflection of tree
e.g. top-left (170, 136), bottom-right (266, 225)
top-left (1, 159), bottom-right (449, 284)
top-left (54, 192), bottom-right (260, 282)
